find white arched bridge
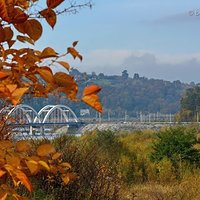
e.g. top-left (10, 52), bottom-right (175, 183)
top-left (0, 104), bottom-right (83, 139)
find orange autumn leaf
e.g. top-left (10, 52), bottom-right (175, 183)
top-left (40, 8), bottom-right (57, 28)
top-left (15, 0), bottom-right (30, 9)
top-left (15, 170), bottom-right (33, 193)
top-left (52, 152), bottom-right (62, 160)
top-left (67, 47), bottom-right (82, 61)
top-left (17, 35), bottom-right (34, 45)
top-left (0, 192), bottom-right (7, 200)
top-left (0, 71), bottom-right (10, 79)
top-left (47, 0), bottom-right (64, 9)
top-left (4, 164), bottom-right (33, 192)
top-left (9, 7), bottom-right (28, 24)
top-left (36, 67), bottom-right (54, 84)
top-left (40, 47), bottom-right (58, 59)
top-left (0, 27), bottom-right (5, 43)
top-left (6, 84), bottom-right (17, 94)
top-left (82, 94), bottom-right (103, 113)
top-left (6, 155), bottom-right (21, 168)
top-left (57, 61), bottom-right (70, 71)
top-left (0, 140), bottom-right (13, 149)
top-left (3, 27), bottom-right (13, 41)
top-left (37, 144), bottom-right (56, 157)
top-left (0, 0), bottom-right (12, 22)
top-left (24, 19), bottom-right (43, 41)
top-left (61, 174), bottom-right (70, 184)
top-left (38, 160), bottom-right (50, 171)
top-left (6, 85), bottom-right (29, 105)
top-left (54, 72), bottom-right (78, 100)
top-left (83, 85), bottom-right (101, 96)
top-left (25, 160), bottom-right (39, 175)
top-left (16, 140), bottom-right (31, 152)
top-left (82, 85), bottom-right (103, 112)
top-left (0, 170), bottom-right (6, 178)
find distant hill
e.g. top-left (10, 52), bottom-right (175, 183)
top-left (23, 69), bottom-right (194, 119)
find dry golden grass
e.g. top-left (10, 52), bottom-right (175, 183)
top-left (120, 176), bottom-right (200, 200)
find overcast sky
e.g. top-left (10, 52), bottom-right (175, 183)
top-left (36, 0), bottom-right (200, 83)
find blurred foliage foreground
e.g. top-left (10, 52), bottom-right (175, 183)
top-left (15, 125), bottom-right (200, 200)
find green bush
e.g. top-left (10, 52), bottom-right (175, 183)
top-left (150, 126), bottom-right (200, 177)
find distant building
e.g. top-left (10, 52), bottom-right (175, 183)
top-left (80, 109), bottom-right (90, 116)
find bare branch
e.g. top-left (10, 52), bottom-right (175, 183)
top-left (29, 1), bottom-right (93, 19)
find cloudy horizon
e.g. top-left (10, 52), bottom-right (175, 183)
top-left (37, 0), bottom-right (200, 84)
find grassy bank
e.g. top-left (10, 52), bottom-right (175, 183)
top-left (23, 125), bottom-right (200, 199)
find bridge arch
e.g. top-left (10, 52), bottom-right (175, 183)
top-left (36, 105), bottom-right (78, 124)
top-left (0, 104), bottom-right (41, 124)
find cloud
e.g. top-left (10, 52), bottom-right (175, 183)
top-left (122, 53), bottom-right (200, 83)
top-left (76, 49), bottom-right (200, 83)
top-left (154, 12), bottom-right (198, 24)
top-left (140, 11), bottom-right (200, 26)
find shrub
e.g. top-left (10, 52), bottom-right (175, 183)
top-left (150, 126), bottom-right (200, 178)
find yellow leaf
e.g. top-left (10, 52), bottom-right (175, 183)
top-left (47, 0), bottom-right (64, 9)
top-left (16, 140), bottom-right (31, 152)
top-left (60, 162), bottom-right (71, 169)
top-left (57, 61), bottom-right (70, 71)
top-left (38, 161), bottom-right (50, 171)
top-left (40, 8), bottom-right (57, 29)
top-left (24, 19), bottom-right (43, 41)
top-left (61, 174), bottom-right (70, 185)
top-left (25, 160), bottom-right (39, 174)
top-left (40, 47), bottom-right (58, 59)
top-left (37, 144), bottom-right (56, 157)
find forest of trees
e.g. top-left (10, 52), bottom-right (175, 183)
top-left (24, 69), bottom-right (194, 119)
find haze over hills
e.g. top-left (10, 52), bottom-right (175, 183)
top-left (24, 69), bottom-right (195, 118)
